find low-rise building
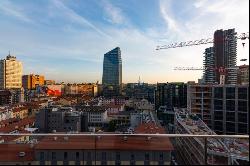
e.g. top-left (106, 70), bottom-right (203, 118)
top-left (0, 134), bottom-right (174, 165)
top-left (12, 107), bottom-right (29, 119)
top-left (35, 107), bottom-right (87, 133)
top-left (75, 105), bottom-right (108, 127)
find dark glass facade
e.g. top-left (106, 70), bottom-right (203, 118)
top-left (155, 83), bottom-right (187, 110)
top-left (102, 47), bottom-right (122, 97)
top-left (102, 47), bottom-right (122, 85)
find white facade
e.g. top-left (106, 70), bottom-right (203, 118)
top-left (87, 110), bottom-right (108, 123)
top-left (0, 55), bottom-right (23, 89)
top-left (0, 110), bottom-right (13, 122)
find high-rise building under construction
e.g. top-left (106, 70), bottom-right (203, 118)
top-left (214, 29), bottom-right (237, 84)
top-left (203, 29), bottom-right (237, 84)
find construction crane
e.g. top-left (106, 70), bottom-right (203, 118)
top-left (156, 32), bottom-right (249, 50)
top-left (173, 66), bottom-right (239, 71)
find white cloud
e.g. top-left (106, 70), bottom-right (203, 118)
top-left (0, 1), bottom-right (33, 23)
top-left (52, 0), bottom-right (111, 38)
top-left (159, 0), bottom-right (178, 32)
top-left (101, 0), bottom-right (127, 25)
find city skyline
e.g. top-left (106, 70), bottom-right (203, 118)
top-left (0, 0), bottom-right (249, 83)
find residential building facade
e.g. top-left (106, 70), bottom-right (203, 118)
top-left (22, 74), bottom-right (45, 90)
top-left (214, 29), bottom-right (237, 84)
top-left (203, 47), bottom-right (216, 83)
top-left (0, 55), bottom-right (23, 89)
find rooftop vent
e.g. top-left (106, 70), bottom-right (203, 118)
top-left (19, 152), bottom-right (26, 157)
top-left (64, 136), bottom-right (69, 141)
top-left (147, 136), bottom-right (152, 141)
top-left (53, 137), bottom-right (58, 141)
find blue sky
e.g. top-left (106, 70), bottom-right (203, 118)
top-left (0, 0), bottom-right (249, 83)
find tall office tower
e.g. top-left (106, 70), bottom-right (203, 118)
top-left (22, 74), bottom-right (45, 90)
top-left (0, 54), bottom-right (23, 89)
top-left (102, 47), bottom-right (122, 97)
top-left (214, 29), bottom-right (237, 84)
top-left (203, 47), bottom-right (216, 83)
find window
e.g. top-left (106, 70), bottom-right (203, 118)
top-left (159, 153), bottom-right (163, 161)
top-left (238, 101), bottom-right (247, 112)
top-left (64, 152), bottom-right (68, 160)
top-left (52, 152), bottom-right (56, 160)
top-left (238, 123), bottom-right (248, 134)
top-left (115, 152), bottom-right (121, 165)
top-left (226, 122), bottom-right (235, 133)
top-left (214, 87), bottom-right (223, 98)
top-left (238, 113), bottom-right (247, 123)
top-left (116, 152), bottom-right (120, 160)
top-left (145, 153), bottom-right (150, 165)
top-left (101, 152), bottom-right (106, 160)
top-left (130, 154), bottom-right (135, 165)
top-left (214, 111), bottom-right (223, 121)
top-left (214, 121), bottom-right (223, 131)
top-left (226, 100), bottom-right (235, 111)
top-left (226, 112), bottom-right (235, 122)
top-left (238, 88), bottom-right (247, 99)
top-left (40, 152), bottom-right (45, 160)
top-left (101, 152), bottom-right (107, 165)
top-left (226, 87), bottom-right (235, 99)
top-left (214, 100), bottom-right (223, 110)
top-left (76, 152), bottom-right (79, 160)
top-left (87, 152), bottom-right (91, 160)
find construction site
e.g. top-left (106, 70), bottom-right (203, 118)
top-left (174, 108), bottom-right (249, 165)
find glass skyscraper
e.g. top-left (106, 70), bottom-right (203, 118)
top-left (102, 47), bottom-right (122, 85)
top-left (102, 47), bottom-right (122, 97)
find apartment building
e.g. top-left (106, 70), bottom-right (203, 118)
top-left (0, 55), bottom-right (23, 89)
top-left (22, 74), bottom-right (45, 90)
top-left (75, 105), bottom-right (108, 127)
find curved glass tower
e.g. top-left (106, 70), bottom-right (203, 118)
top-left (102, 47), bottom-right (122, 85)
top-left (102, 47), bottom-right (122, 97)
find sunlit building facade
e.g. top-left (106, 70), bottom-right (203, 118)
top-left (0, 55), bottom-right (23, 89)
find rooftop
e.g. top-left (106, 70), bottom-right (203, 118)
top-left (35, 134), bottom-right (173, 151)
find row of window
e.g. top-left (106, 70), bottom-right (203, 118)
top-left (214, 87), bottom-right (248, 99)
top-left (40, 152), bottom-right (164, 161)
